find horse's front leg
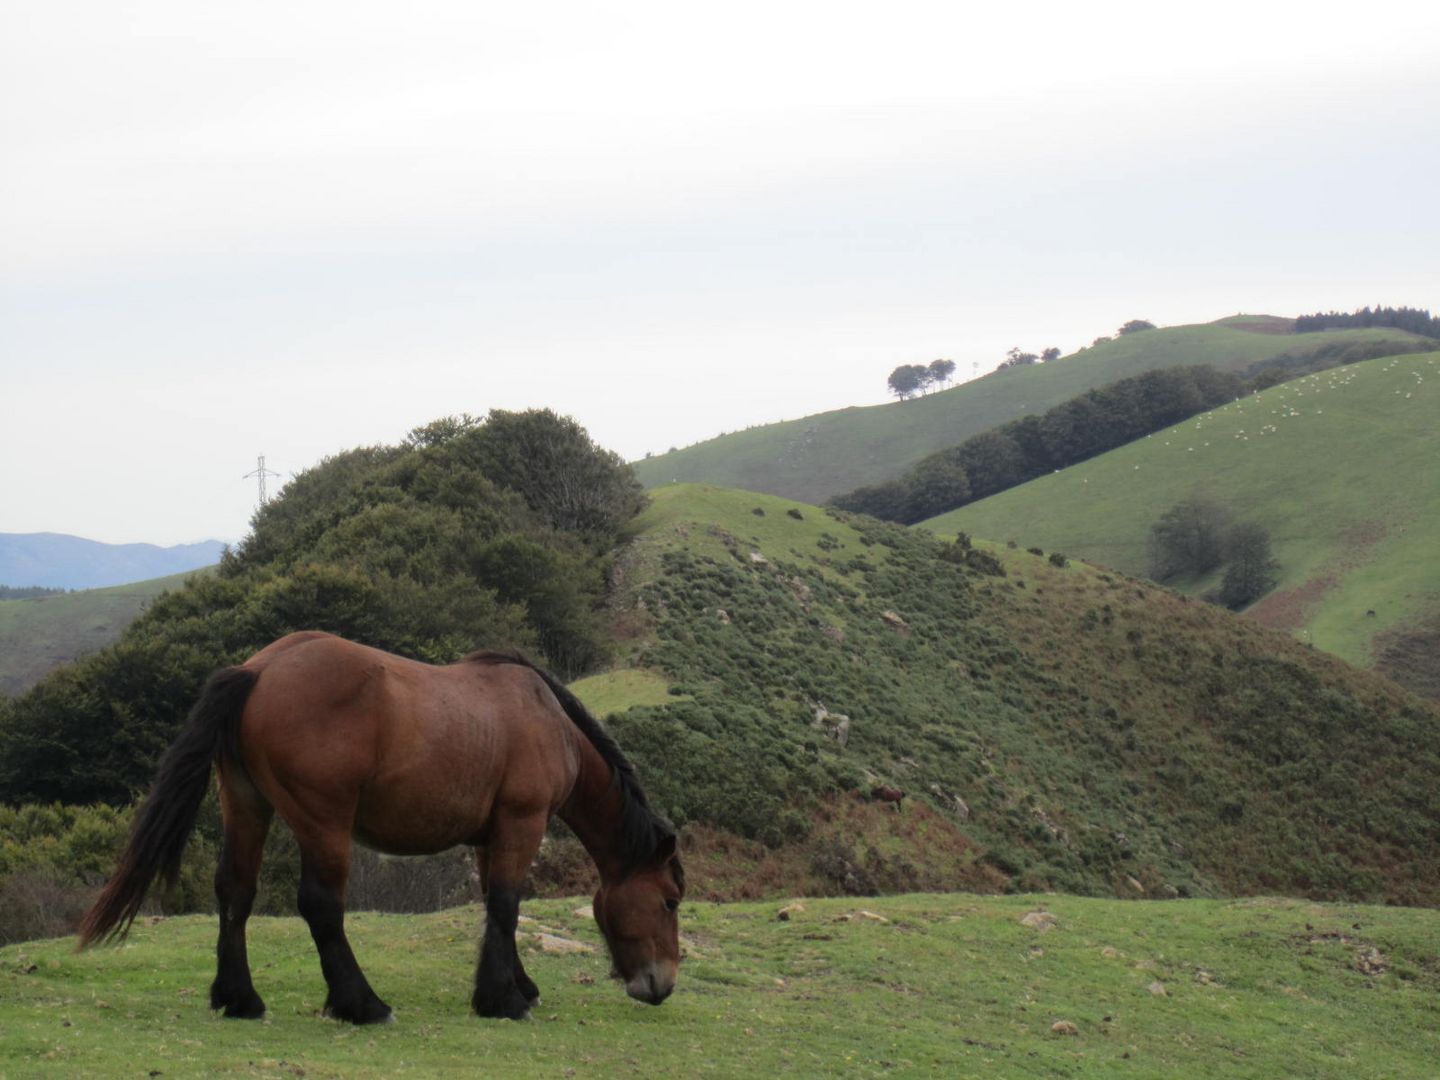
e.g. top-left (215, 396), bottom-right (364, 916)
top-left (472, 812), bottom-right (547, 1020)
top-left (473, 845), bottom-right (540, 1007)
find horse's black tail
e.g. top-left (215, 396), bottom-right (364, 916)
top-left (76, 666), bottom-right (258, 948)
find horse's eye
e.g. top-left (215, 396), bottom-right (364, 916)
top-left (664, 898), bottom-right (680, 913)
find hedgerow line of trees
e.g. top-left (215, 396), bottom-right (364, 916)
top-left (836, 365), bottom-right (1244, 524)
top-left (1294, 305), bottom-right (1439, 339)
top-left (995, 345), bottom-right (1062, 371)
top-left (843, 330), bottom-right (1436, 526)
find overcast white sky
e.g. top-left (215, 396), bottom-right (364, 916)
top-left (3, 0), bottom-right (1437, 545)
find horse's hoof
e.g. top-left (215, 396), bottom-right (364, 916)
top-left (472, 987), bottom-right (531, 1021)
top-left (324, 999), bottom-right (394, 1025)
top-left (212, 986), bottom-right (267, 1019)
top-left (222, 1002), bottom-right (267, 1020)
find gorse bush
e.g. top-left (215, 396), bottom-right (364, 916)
top-left (0, 803), bottom-right (210, 945)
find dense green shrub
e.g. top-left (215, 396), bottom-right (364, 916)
top-left (0, 410), bottom-right (643, 805)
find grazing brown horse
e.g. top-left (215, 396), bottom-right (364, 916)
top-left (77, 631), bottom-right (684, 1024)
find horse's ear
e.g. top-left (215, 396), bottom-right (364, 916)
top-left (655, 832), bottom-right (677, 863)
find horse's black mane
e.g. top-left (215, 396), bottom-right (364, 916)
top-left (465, 650), bottom-right (682, 887)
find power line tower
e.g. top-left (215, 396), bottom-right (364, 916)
top-left (243, 455), bottom-right (283, 510)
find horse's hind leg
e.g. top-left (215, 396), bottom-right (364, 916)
top-left (295, 832), bottom-right (392, 1025)
top-left (211, 770), bottom-right (272, 1019)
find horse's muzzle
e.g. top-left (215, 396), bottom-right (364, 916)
top-left (625, 965), bottom-right (675, 1006)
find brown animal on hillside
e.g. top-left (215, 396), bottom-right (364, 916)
top-left (870, 785), bottom-right (906, 811)
top-left (77, 632), bottom-right (684, 1024)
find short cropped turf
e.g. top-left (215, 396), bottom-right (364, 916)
top-left (3, 893), bottom-right (1436, 1078)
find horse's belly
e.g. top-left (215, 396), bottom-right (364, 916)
top-left (351, 822), bottom-right (473, 857)
top-left (351, 780), bottom-right (496, 856)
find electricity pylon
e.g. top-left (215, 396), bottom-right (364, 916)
top-left (243, 455), bottom-right (283, 509)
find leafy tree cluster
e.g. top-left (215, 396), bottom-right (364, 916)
top-left (1216, 523), bottom-right (1281, 609)
top-left (1147, 494), bottom-right (1279, 609)
top-left (1294, 305), bottom-right (1439, 339)
top-left (887, 359), bottom-right (956, 401)
top-left (995, 345), bottom-right (1062, 373)
top-left (833, 365), bottom-right (1243, 523)
top-left (0, 409), bottom-right (644, 805)
top-left (1146, 493), bottom-right (1233, 581)
top-left (1118, 319), bottom-right (1156, 335)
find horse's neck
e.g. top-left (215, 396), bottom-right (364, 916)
top-left (557, 736), bottom-right (628, 884)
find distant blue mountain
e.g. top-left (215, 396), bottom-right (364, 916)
top-left (0, 533), bottom-right (226, 590)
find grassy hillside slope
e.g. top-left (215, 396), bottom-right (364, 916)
top-left (924, 352), bottom-right (1440, 696)
top-left (582, 484), bottom-right (1440, 905)
top-left (0, 571), bottom-right (198, 697)
top-left (631, 322), bottom-right (1429, 503)
top-left (4, 894), bottom-right (1437, 1078)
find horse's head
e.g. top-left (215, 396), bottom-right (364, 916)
top-left (592, 834), bottom-right (684, 1005)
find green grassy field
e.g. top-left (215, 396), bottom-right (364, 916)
top-left (0, 571), bottom-right (200, 697)
top-left (631, 321), bottom-right (1429, 505)
top-left (924, 353), bottom-right (1440, 690)
top-left (2, 894), bottom-right (1436, 1078)
top-left (568, 667), bottom-right (678, 716)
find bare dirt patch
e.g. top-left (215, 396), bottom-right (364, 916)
top-left (1247, 522), bottom-right (1390, 633)
top-left (1248, 574), bottom-right (1339, 632)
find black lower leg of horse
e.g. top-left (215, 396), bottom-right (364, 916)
top-left (472, 885), bottom-right (532, 1019)
top-left (472, 846), bottom-right (537, 1001)
top-left (210, 842), bottom-right (265, 1018)
top-left (211, 787), bottom-right (271, 1020)
top-left (297, 855), bottom-right (392, 1025)
top-left (512, 945), bottom-right (541, 1006)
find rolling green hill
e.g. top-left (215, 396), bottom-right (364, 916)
top-left (631, 320), bottom-right (1431, 504)
top-left (0, 571), bottom-right (200, 697)
top-left (922, 352), bottom-right (1440, 698)
top-left (578, 484), bottom-right (1440, 905)
top-left (5, 438), bottom-right (1437, 944)
top-left (4, 893), bottom-right (1438, 1078)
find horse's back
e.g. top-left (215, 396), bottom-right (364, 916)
top-left (234, 633), bottom-right (581, 854)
